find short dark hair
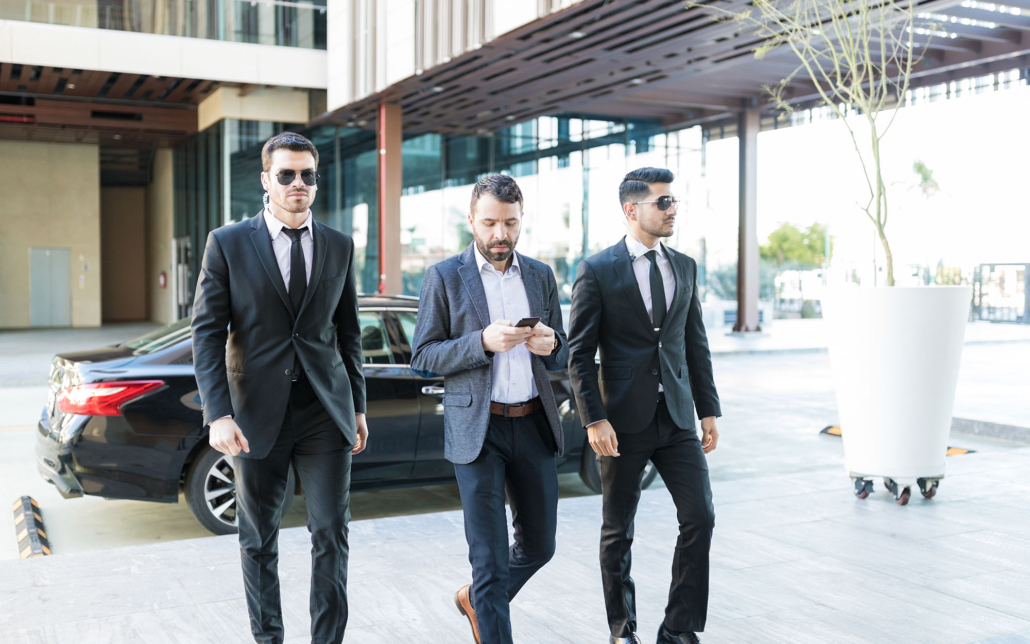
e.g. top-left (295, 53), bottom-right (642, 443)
top-left (619, 167), bottom-right (675, 206)
top-left (470, 174), bottom-right (524, 214)
top-left (262, 132), bottom-right (318, 172)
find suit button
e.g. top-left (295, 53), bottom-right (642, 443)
top-left (285, 369), bottom-right (292, 376)
top-left (659, 342), bottom-right (663, 348)
top-left (651, 369), bottom-right (658, 376)
top-left (293, 333), bottom-right (299, 339)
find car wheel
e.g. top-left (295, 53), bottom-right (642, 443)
top-left (578, 440), bottom-right (659, 494)
top-left (184, 446), bottom-right (295, 536)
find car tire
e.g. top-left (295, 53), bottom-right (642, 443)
top-left (184, 446), bottom-right (295, 536)
top-left (578, 439), bottom-right (658, 494)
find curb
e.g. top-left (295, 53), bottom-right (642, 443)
top-left (13, 496), bottom-right (51, 558)
top-left (952, 418), bottom-right (1030, 445)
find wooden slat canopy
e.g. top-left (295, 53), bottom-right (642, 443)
top-left (321, 0), bottom-right (1030, 135)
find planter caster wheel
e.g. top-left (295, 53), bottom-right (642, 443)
top-left (884, 478), bottom-right (911, 505)
top-left (917, 478), bottom-right (939, 499)
top-left (853, 478), bottom-right (873, 499)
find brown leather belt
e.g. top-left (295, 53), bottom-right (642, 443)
top-left (489, 397), bottom-right (543, 418)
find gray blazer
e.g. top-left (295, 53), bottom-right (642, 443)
top-left (410, 244), bottom-right (570, 465)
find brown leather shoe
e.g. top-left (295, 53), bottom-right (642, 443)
top-left (454, 584), bottom-right (481, 644)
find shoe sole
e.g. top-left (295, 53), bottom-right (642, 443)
top-left (454, 589), bottom-right (479, 644)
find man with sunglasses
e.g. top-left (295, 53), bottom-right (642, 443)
top-left (568, 167), bottom-right (721, 644)
top-left (192, 131), bottom-right (367, 644)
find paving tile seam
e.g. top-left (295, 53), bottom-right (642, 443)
top-left (927, 584), bottom-right (1030, 626)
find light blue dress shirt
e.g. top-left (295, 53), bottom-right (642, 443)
top-left (474, 244), bottom-right (539, 405)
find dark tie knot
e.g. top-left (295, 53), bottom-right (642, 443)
top-left (645, 249), bottom-right (659, 264)
top-left (283, 227), bottom-right (306, 243)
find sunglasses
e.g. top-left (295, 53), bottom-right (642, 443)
top-left (274, 169), bottom-right (320, 186)
top-left (631, 195), bottom-right (679, 211)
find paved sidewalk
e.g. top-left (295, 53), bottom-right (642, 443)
top-left (706, 318), bottom-right (1030, 355)
top-left (1, 445), bottom-right (1027, 644)
top-left (2, 346), bottom-right (1029, 643)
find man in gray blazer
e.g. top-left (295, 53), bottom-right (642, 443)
top-left (410, 174), bottom-right (569, 644)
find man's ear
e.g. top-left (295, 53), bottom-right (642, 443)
top-left (623, 203), bottom-right (635, 221)
top-left (260, 171), bottom-right (270, 192)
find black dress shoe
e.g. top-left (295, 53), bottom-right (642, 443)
top-left (656, 623), bottom-right (700, 644)
top-left (609, 635), bottom-right (642, 644)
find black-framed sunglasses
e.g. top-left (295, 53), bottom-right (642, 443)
top-left (631, 195), bottom-right (679, 211)
top-left (274, 169), bottom-right (320, 186)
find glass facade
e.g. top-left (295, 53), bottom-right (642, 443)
top-left (1, 0), bottom-right (327, 49)
top-left (176, 115), bottom-right (710, 313)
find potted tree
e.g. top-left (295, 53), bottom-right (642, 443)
top-left (699, 0), bottom-right (972, 504)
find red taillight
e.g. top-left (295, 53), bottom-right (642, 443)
top-left (56, 380), bottom-right (164, 416)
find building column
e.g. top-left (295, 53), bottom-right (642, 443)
top-left (378, 102), bottom-right (403, 295)
top-left (734, 108), bottom-right (761, 332)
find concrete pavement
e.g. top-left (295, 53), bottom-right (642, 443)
top-left (1, 332), bottom-right (1029, 642)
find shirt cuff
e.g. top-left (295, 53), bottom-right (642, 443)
top-left (586, 419), bottom-right (608, 428)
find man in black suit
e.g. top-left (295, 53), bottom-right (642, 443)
top-left (568, 167), bottom-right (721, 644)
top-left (192, 132), bottom-right (367, 644)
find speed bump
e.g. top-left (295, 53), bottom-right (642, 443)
top-left (820, 426), bottom-right (975, 456)
top-left (12, 496), bottom-right (51, 558)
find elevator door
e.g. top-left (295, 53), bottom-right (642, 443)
top-left (30, 248), bottom-right (71, 327)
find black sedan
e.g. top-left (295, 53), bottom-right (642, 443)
top-left (36, 295), bottom-right (657, 535)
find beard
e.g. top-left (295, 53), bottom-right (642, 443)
top-left (640, 213), bottom-right (675, 238)
top-left (475, 233), bottom-right (518, 263)
top-left (270, 188), bottom-right (314, 214)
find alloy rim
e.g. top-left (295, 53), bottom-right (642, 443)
top-left (204, 455), bottom-right (238, 527)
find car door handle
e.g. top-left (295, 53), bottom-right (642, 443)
top-left (421, 385), bottom-right (445, 396)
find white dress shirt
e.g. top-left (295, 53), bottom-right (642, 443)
top-left (625, 233), bottom-right (675, 327)
top-left (264, 208), bottom-right (314, 290)
top-left (474, 244), bottom-right (539, 405)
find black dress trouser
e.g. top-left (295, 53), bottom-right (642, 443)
top-left (453, 409), bottom-right (560, 644)
top-left (233, 378), bottom-right (353, 644)
top-left (599, 396), bottom-right (715, 637)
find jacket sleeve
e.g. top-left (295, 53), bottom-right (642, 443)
top-left (684, 258), bottom-right (721, 419)
top-left (410, 264), bottom-right (493, 378)
top-left (191, 232), bottom-right (235, 426)
top-left (540, 264), bottom-right (570, 372)
top-left (334, 238), bottom-right (366, 414)
top-left (567, 260), bottom-right (607, 427)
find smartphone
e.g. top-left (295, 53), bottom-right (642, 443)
top-left (514, 316), bottom-right (541, 328)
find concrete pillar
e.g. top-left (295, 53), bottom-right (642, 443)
top-left (734, 108), bottom-right (761, 332)
top-left (378, 101), bottom-right (403, 295)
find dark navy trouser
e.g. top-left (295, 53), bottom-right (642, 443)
top-left (453, 408), bottom-right (559, 644)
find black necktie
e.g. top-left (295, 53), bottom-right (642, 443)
top-left (283, 227), bottom-right (308, 316)
top-left (645, 249), bottom-right (666, 330)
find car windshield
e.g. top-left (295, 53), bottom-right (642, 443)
top-left (121, 318), bottom-right (192, 354)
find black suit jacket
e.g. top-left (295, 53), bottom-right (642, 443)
top-left (567, 237), bottom-right (720, 433)
top-left (191, 212), bottom-right (366, 459)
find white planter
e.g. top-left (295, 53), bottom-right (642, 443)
top-left (822, 286), bottom-right (971, 489)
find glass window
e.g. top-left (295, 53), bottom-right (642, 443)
top-left (359, 312), bottom-right (394, 364)
top-left (395, 311), bottom-right (418, 349)
top-left (122, 318), bottom-right (192, 354)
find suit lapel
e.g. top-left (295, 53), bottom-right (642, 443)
top-left (614, 237), bottom-right (658, 337)
top-left (296, 221), bottom-right (327, 320)
top-left (660, 245), bottom-right (688, 340)
top-left (516, 251), bottom-right (546, 317)
top-left (249, 213), bottom-right (294, 320)
top-left (457, 243), bottom-right (489, 328)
